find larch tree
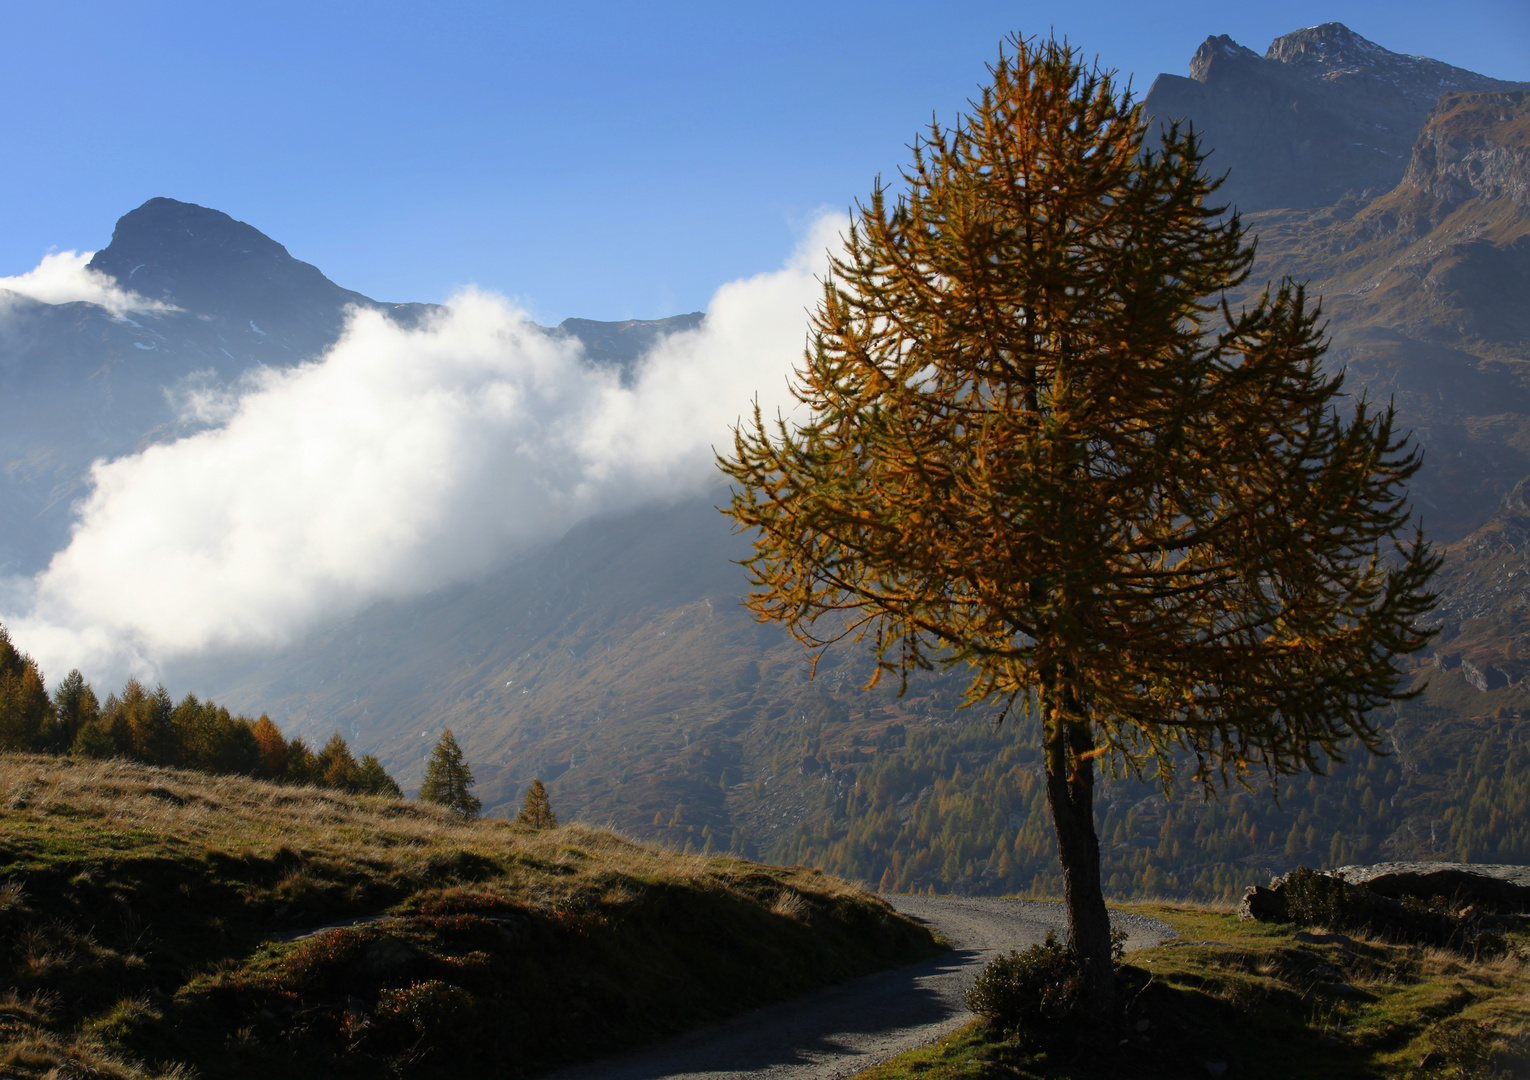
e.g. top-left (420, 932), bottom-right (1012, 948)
top-left (420, 730), bottom-right (481, 818)
top-left (516, 778), bottom-right (557, 830)
top-left (719, 35), bottom-right (1437, 1013)
top-left (251, 715), bottom-right (289, 778)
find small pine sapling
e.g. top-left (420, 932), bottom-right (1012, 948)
top-left (420, 730), bottom-right (481, 818)
top-left (516, 778), bottom-right (557, 829)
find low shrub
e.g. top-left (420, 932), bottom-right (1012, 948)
top-left (375, 980), bottom-right (475, 1043)
top-left (1421, 1016), bottom-right (1496, 1079)
top-left (963, 932), bottom-right (1083, 1046)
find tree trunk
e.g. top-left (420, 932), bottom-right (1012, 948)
top-left (1042, 704), bottom-right (1115, 1018)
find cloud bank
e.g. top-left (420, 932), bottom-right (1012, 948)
top-left (4, 215), bottom-right (845, 682)
top-left (0, 251), bottom-right (172, 315)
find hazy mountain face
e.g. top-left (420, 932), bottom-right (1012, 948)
top-left (0, 199), bottom-right (418, 573)
top-left (0, 197), bottom-right (703, 577)
top-left (4, 26), bottom-right (1529, 891)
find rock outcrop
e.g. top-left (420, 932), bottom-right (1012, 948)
top-left (1333, 862), bottom-right (1530, 912)
top-left (1239, 862), bottom-right (1530, 922)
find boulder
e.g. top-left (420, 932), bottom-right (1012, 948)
top-left (359, 935), bottom-right (424, 975)
top-left (1237, 884), bottom-right (1287, 922)
top-left (1332, 863), bottom-right (1530, 914)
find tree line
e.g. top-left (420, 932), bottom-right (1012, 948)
top-left (0, 626), bottom-right (401, 796)
top-left (0, 625), bottom-right (574, 827)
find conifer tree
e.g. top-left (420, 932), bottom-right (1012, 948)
top-left (71, 719), bottom-right (116, 759)
top-left (316, 733), bottom-right (361, 791)
top-left (420, 730), bottom-right (481, 818)
top-left (51, 670), bottom-right (98, 751)
top-left (251, 715), bottom-right (289, 778)
top-left (721, 34), bottom-right (1437, 1013)
top-left (285, 737), bottom-right (317, 785)
top-left (516, 778), bottom-right (557, 830)
top-left (0, 628), bottom-right (51, 751)
top-left (355, 754), bottom-right (404, 798)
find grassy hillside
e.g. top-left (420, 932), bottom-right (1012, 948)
top-left (854, 903), bottom-right (1529, 1079)
top-left (0, 753), bottom-right (935, 1079)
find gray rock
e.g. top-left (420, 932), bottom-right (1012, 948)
top-left (1460, 658), bottom-right (1511, 692)
top-left (359, 935), bottom-right (424, 975)
top-left (1332, 862), bottom-right (1530, 913)
top-left (1322, 982), bottom-right (1369, 999)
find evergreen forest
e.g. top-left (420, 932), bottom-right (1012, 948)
top-left (759, 701), bottom-right (1530, 901)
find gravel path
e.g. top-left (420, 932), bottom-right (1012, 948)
top-left (544, 897), bottom-right (1176, 1080)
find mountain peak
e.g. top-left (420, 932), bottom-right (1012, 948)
top-left (1187, 34), bottom-right (1261, 82)
top-left (1263, 22), bottom-right (1386, 68)
top-left (86, 197), bottom-right (368, 321)
top-left (1148, 24), bottom-right (1530, 214)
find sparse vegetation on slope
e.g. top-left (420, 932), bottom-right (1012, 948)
top-left (0, 753), bottom-right (936, 1079)
top-left (853, 903), bottom-right (1529, 1080)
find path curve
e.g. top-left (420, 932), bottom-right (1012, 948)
top-left (544, 897), bottom-right (1176, 1080)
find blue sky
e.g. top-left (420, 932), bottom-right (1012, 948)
top-left (6, 0), bottom-right (1528, 323)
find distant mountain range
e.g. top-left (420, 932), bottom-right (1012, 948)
top-left (3, 23), bottom-right (1528, 896)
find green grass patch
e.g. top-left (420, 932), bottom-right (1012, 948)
top-left (854, 903), bottom-right (1530, 1080)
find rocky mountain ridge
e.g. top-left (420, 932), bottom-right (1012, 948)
top-left (1143, 22), bottom-right (1529, 214)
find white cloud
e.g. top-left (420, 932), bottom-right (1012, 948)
top-left (0, 251), bottom-right (173, 315)
top-left (4, 214), bottom-right (846, 683)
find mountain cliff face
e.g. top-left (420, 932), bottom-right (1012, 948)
top-left (1143, 23), bottom-right (1529, 213)
top-left (1236, 89), bottom-right (1530, 541)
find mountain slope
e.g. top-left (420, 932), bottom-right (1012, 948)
top-left (1236, 88), bottom-right (1530, 540)
top-left (1143, 23), bottom-right (1529, 214)
top-left (10, 27), bottom-right (1530, 900)
top-left (157, 41), bottom-right (1530, 891)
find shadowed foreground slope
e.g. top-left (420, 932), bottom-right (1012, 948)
top-left (0, 754), bottom-right (935, 1079)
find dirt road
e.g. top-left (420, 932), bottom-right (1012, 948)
top-left (544, 896), bottom-right (1176, 1080)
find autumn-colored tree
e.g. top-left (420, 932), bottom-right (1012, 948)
top-left (0, 629), bottom-right (51, 752)
top-left (720, 36), bottom-right (1437, 1012)
top-left (516, 779), bottom-right (557, 830)
top-left (420, 730), bottom-right (481, 818)
top-left (116, 681), bottom-right (178, 766)
top-left (251, 715), bottom-right (289, 778)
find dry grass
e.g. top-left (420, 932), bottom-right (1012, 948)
top-left (0, 754), bottom-right (871, 910)
top-left (0, 753), bottom-right (932, 1080)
